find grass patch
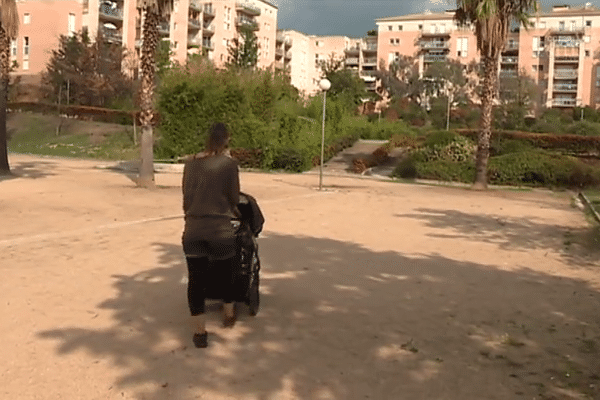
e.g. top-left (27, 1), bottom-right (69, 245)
top-left (8, 113), bottom-right (138, 161)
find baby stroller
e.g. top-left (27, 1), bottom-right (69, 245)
top-left (204, 192), bottom-right (264, 316)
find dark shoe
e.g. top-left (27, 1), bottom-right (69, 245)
top-left (193, 332), bottom-right (208, 348)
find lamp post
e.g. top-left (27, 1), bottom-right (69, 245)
top-left (318, 78), bottom-right (331, 191)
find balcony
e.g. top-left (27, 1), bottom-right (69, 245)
top-left (158, 21), bottom-right (170, 36)
top-left (275, 47), bottom-right (283, 57)
top-left (362, 44), bottom-right (377, 53)
top-left (424, 55), bottom-right (447, 63)
top-left (284, 51), bottom-right (291, 60)
top-left (100, 27), bottom-right (122, 44)
top-left (202, 23), bottom-right (214, 35)
top-left (365, 81), bottom-right (377, 91)
top-left (276, 32), bottom-right (284, 43)
top-left (284, 37), bottom-right (292, 47)
top-left (501, 56), bottom-right (518, 64)
top-left (345, 57), bottom-right (359, 65)
top-left (420, 30), bottom-right (451, 38)
top-left (363, 57), bottom-right (377, 66)
top-left (236, 2), bottom-right (261, 16)
top-left (552, 98), bottom-right (578, 107)
top-left (99, 2), bottom-right (123, 22)
top-left (555, 69), bottom-right (578, 79)
top-left (202, 40), bottom-right (214, 50)
top-left (188, 18), bottom-right (201, 30)
top-left (499, 70), bottom-right (518, 78)
top-left (235, 17), bottom-right (259, 31)
top-left (554, 55), bottom-right (579, 63)
top-left (187, 36), bottom-right (201, 47)
top-left (504, 42), bottom-right (519, 51)
top-left (189, 0), bottom-right (202, 12)
top-left (547, 27), bottom-right (584, 37)
top-left (420, 41), bottom-right (449, 49)
top-left (345, 46), bottom-right (360, 55)
top-left (203, 5), bottom-right (215, 18)
top-left (553, 83), bottom-right (578, 92)
top-left (361, 70), bottom-right (378, 78)
top-left (553, 37), bottom-right (581, 47)
top-left (274, 60), bottom-right (284, 70)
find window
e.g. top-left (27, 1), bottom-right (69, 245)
top-left (395, 38), bottom-right (400, 45)
top-left (586, 20), bottom-right (592, 27)
top-left (68, 13), bottom-right (76, 36)
top-left (571, 21), bottom-right (576, 31)
top-left (457, 37), bottom-right (468, 57)
top-left (418, 24), bottom-right (423, 30)
top-left (532, 36), bottom-right (539, 50)
top-left (388, 25), bottom-right (392, 31)
top-left (398, 25), bottom-right (403, 31)
top-left (389, 38), bottom-right (394, 45)
top-left (586, 50), bottom-right (590, 57)
top-left (539, 65), bottom-right (544, 72)
top-left (539, 21), bottom-right (546, 29)
top-left (559, 21), bottom-right (565, 31)
top-left (532, 50), bottom-right (539, 58)
top-left (584, 35), bottom-right (591, 43)
top-left (22, 60), bottom-right (29, 70)
top-left (440, 24), bottom-right (446, 34)
top-left (532, 65), bottom-right (538, 73)
top-left (23, 37), bottom-right (29, 57)
top-left (23, 13), bottom-right (30, 24)
top-left (10, 39), bottom-right (17, 57)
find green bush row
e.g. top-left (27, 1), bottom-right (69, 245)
top-left (393, 149), bottom-right (600, 189)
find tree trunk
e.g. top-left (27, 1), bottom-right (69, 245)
top-left (0, 29), bottom-right (11, 176)
top-left (138, 10), bottom-right (160, 189)
top-left (473, 55), bottom-right (498, 190)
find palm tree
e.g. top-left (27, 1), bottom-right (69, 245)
top-left (136, 0), bottom-right (173, 188)
top-left (0, 0), bottom-right (19, 176)
top-left (455, 0), bottom-right (537, 189)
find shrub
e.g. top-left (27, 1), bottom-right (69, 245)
top-left (393, 156), bottom-right (418, 179)
top-left (492, 138), bottom-right (534, 156)
top-left (424, 130), bottom-right (459, 148)
top-left (230, 148), bottom-right (263, 169)
top-left (569, 121), bottom-right (600, 137)
top-left (411, 159), bottom-right (476, 182)
top-left (488, 150), bottom-right (600, 188)
top-left (271, 147), bottom-right (306, 172)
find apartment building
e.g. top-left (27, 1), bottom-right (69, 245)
top-left (376, 4), bottom-right (600, 109)
top-left (11, 0), bottom-right (83, 97)
top-left (11, 0), bottom-right (277, 96)
top-left (278, 30), bottom-right (380, 97)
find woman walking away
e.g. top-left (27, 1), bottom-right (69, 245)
top-left (182, 122), bottom-right (240, 348)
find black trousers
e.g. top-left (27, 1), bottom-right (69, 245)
top-left (186, 255), bottom-right (237, 316)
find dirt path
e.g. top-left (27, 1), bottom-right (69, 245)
top-left (1, 153), bottom-right (599, 400)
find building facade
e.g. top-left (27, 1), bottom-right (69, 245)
top-left (11, 0), bottom-right (278, 93)
top-left (376, 4), bottom-right (600, 109)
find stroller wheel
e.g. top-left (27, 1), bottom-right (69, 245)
top-left (248, 273), bottom-right (259, 316)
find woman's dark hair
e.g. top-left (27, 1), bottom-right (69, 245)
top-left (205, 122), bottom-right (230, 155)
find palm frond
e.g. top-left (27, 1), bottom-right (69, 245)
top-left (0, 0), bottom-right (19, 39)
top-left (136, 0), bottom-right (173, 18)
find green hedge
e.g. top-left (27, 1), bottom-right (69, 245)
top-left (457, 129), bottom-right (600, 155)
top-left (393, 149), bottom-right (600, 189)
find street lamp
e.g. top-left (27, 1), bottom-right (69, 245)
top-left (318, 78), bottom-right (331, 191)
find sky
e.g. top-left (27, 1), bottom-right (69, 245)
top-left (271, 0), bottom-right (595, 37)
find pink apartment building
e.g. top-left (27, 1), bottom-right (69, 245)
top-left (11, 0), bottom-right (278, 99)
top-left (377, 4), bottom-right (600, 109)
top-left (279, 30), bottom-right (380, 97)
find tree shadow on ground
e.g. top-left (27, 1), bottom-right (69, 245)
top-left (0, 160), bottom-right (58, 181)
top-left (38, 233), bottom-right (600, 400)
top-left (396, 208), bottom-right (600, 269)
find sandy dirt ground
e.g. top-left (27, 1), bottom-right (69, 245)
top-left (1, 153), bottom-right (600, 400)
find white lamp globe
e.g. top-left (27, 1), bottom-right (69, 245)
top-left (319, 78), bottom-right (331, 91)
